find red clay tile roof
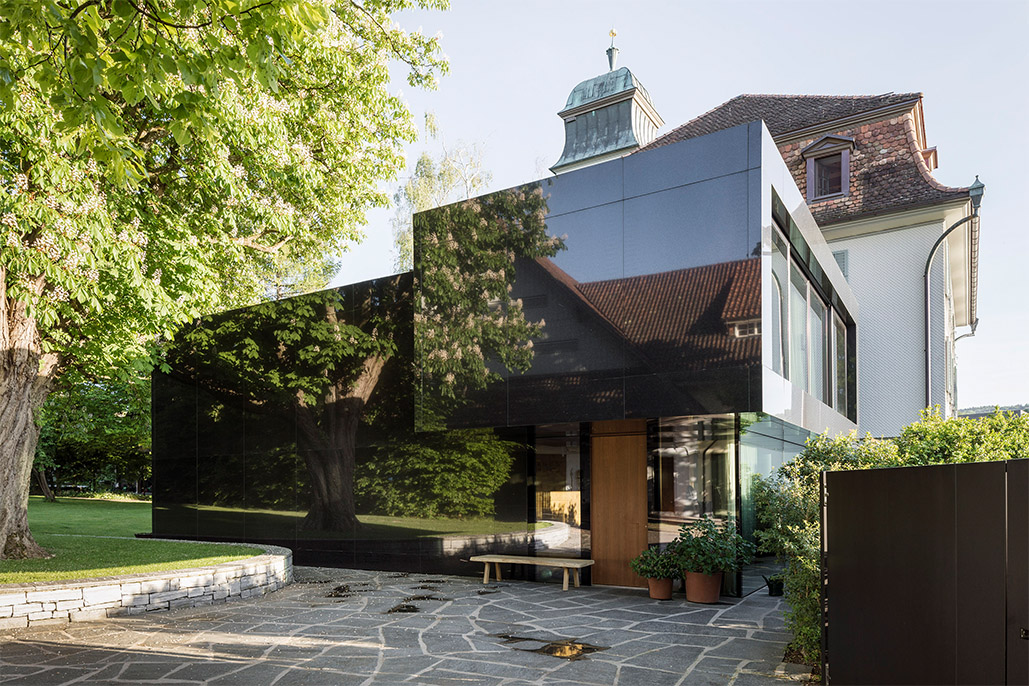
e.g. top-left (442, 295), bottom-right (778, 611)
top-left (639, 93), bottom-right (970, 226)
top-left (641, 93), bottom-right (923, 148)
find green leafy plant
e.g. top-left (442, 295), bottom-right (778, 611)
top-left (0, 0), bottom-right (449, 559)
top-left (674, 515), bottom-right (754, 575)
top-left (629, 545), bottom-right (680, 580)
top-left (755, 408), bottom-right (1029, 673)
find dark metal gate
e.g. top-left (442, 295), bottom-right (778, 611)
top-left (821, 459), bottom-right (1028, 684)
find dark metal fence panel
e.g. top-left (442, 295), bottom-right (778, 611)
top-left (823, 465), bottom-right (958, 684)
top-left (823, 460), bottom-right (1025, 685)
top-left (954, 462), bottom-right (1007, 684)
top-left (1007, 459), bottom-right (1029, 685)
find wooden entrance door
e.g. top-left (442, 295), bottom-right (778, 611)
top-left (590, 419), bottom-right (648, 587)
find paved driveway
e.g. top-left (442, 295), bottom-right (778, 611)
top-left (0, 567), bottom-right (806, 685)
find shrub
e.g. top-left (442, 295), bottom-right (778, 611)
top-left (629, 545), bottom-right (680, 579)
top-left (758, 408), bottom-right (1029, 673)
top-left (675, 515), bottom-right (754, 575)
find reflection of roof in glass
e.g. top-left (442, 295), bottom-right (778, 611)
top-left (533, 257), bottom-right (760, 370)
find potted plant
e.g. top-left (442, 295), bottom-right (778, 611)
top-left (674, 515), bottom-right (754, 604)
top-left (763, 573), bottom-right (785, 596)
top-left (629, 545), bottom-right (680, 600)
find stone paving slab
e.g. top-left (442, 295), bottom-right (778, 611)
top-left (0, 566), bottom-right (809, 685)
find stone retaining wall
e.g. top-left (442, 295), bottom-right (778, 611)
top-left (0, 543), bottom-right (292, 630)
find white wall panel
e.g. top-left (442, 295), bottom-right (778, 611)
top-left (829, 222), bottom-right (947, 436)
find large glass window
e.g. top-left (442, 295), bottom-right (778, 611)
top-left (772, 220), bottom-right (851, 414)
top-left (647, 415), bottom-right (735, 545)
top-left (534, 424), bottom-right (584, 560)
top-left (809, 293), bottom-right (827, 403)
top-left (789, 264), bottom-right (809, 392)
top-left (771, 231), bottom-right (790, 377)
top-left (834, 313), bottom-right (847, 414)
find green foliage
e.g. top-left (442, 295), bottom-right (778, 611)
top-left (262, 252), bottom-right (341, 301)
top-left (896, 407), bottom-right (1029, 465)
top-left (356, 429), bottom-right (515, 517)
top-left (35, 376), bottom-right (151, 490)
top-left (756, 408), bottom-right (1029, 669)
top-left (629, 545), bottom-right (680, 580)
top-left (0, 0), bottom-right (447, 381)
top-left (673, 515), bottom-right (754, 575)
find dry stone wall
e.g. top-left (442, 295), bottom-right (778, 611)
top-left (0, 543), bottom-right (291, 630)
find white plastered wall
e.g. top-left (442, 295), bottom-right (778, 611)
top-left (828, 221), bottom-right (949, 437)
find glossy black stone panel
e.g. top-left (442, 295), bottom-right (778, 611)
top-left (152, 272), bottom-right (536, 574)
top-left (244, 449), bottom-right (298, 542)
top-left (623, 368), bottom-right (754, 419)
top-left (623, 174), bottom-right (752, 277)
top-left (414, 127), bottom-right (769, 430)
top-left (151, 366), bottom-right (197, 537)
top-left (196, 452), bottom-right (244, 541)
top-left (508, 374), bottom-right (624, 427)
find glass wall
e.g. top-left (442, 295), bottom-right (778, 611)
top-left (533, 423), bottom-right (585, 559)
top-left (770, 232), bottom-right (790, 378)
top-left (810, 293), bottom-right (827, 404)
top-left (646, 415), bottom-right (736, 546)
top-left (834, 313), bottom-right (848, 416)
top-left (738, 413), bottom-right (811, 594)
top-left (789, 262), bottom-right (809, 393)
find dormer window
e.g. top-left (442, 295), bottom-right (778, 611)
top-left (802, 135), bottom-right (855, 202)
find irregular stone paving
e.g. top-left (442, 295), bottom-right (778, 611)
top-left (0, 566), bottom-right (808, 685)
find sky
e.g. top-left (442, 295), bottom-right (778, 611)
top-left (330, 0), bottom-right (1029, 409)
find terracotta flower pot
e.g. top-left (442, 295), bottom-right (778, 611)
top-left (684, 571), bottom-right (723, 603)
top-left (647, 577), bottom-right (673, 600)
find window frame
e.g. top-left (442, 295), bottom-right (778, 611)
top-left (806, 149), bottom-right (850, 202)
top-left (771, 221), bottom-right (845, 409)
top-left (800, 135), bottom-right (855, 203)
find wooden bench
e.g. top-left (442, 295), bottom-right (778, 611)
top-left (469, 554), bottom-right (595, 591)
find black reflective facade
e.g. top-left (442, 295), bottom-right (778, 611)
top-left (154, 120), bottom-right (858, 587)
top-left (414, 130), bottom-right (769, 432)
top-left (154, 275), bottom-right (539, 573)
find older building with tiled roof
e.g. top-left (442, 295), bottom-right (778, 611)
top-left (637, 91), bottom-right (981, 434)
top-left (642, 93), bottom-right (971, 227)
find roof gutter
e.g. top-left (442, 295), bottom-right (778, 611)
top-left (925, 181), bottom-right (983, 409)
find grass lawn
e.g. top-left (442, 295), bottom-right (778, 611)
top-left (28, 495), bottom-right (152, 537)
top-left (0, 497), bottom-right (261, 585)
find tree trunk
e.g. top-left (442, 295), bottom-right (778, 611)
top-left (298, 405), bottom-right (361, 531)
top-left (0, 282), bottom-right (57, 559)
top-left (34, 468), bottom-right (55, 502)
top-left (295, 354), bottom-right (386, 532)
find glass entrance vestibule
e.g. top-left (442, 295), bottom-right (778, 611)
top-left (524, 413), bottom-right (810, 595)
